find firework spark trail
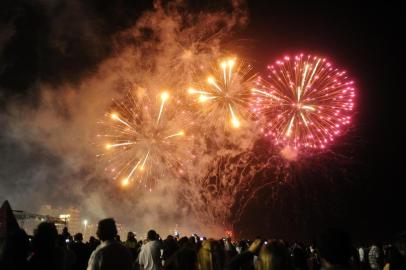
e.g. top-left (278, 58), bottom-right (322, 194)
top-left (182, 150), bottom-right (285, 234)
top-left (252, 53), bottom-right (356, 152)
top-left (97, 88), bottom-right (194, 189)
top-left (188, 58), bottom-right (258, 129)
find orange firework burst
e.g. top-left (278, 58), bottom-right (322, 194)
top-left (188, 57), bottom-right (258, 129)
top-left (97, 88), bottom-right (193, 189)
top-left (252, 53), bottom-right (356, 152)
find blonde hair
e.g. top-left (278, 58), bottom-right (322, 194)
top-left (256, 246), bottom-right (273, 270)
top-left (255, 240), bottom-right (293, 270)
top-left (197, 240), bottom-right (214, 270)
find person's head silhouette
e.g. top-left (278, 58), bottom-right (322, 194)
top-left (96, 218), bottom-right (117, 242)
top-left (74, 233), bottom-right (83, 242)
top-left (147, 229), bottom-right (158, 241)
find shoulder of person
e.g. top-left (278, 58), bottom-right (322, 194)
top-left (115, 241), bottom-right (132, 251)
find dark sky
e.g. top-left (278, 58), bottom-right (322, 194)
top-left (238, 1), bottom-right (404, 242)
top-left (1, 0), bottom-right (404, 241)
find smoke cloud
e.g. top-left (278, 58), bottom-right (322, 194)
top-left (0, 0), bottom-right (255, 236)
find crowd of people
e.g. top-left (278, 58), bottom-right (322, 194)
top-left (1, 215), bottom-right (405, 270)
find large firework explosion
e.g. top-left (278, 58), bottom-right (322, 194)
top-left (252, 54), bottom-right (356, 155)
top-left (188, 57), bottom-right (257, 129)
top-left (97, 87), bottom-right (195, 190)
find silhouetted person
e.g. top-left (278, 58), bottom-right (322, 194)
top-left (227, 239), bottom-right (261, 270)
top-left (197, 240), bottom-right (225, 270)
top-left (87, 218), bottom-right (132, 270)
top-left (124, 231), bottom-right (138, 260)
top-left (212, 240), bottom-right (226, 270)
top-left (256, 240), bottom-right (293, 270)
top-left (62, 227), bottom-right (72, 242)
top-left (115, 234), bottom-right (122, 243)
top-left (224, 237), bottom-right (238, 265)
top-left (138, 229), bottom-right (161, 270)
top-left (384, 234), bottom-right (406, 270)
top-left (228, 239), bottom-right (293, 270)
top-left (358, 245), bottom-right (368, 270)
top-left (163, 235), bottom-right (178, 263)
top-left (291, 243), bottom-right (308, 270)
top-left (87, 236), bottom-right (100, 253)
top-left (236, 240), bottom-right (249, 254)
top-left (316, 228), bottom-right (353, 270)
top-left (164, 236), bottom-right (197, 270)
top-left (71, 233), bottom-right (90, 270)
top-left (369, 242), bottom-right (383, 270)
top-left (307, 244), bottom-right (321, 270)
top-left (28, 222), bottom-right (66, 270)
top-left (57, 234), bottom-right (76, 270)
top-left (232, 240), bottom-right (252, 270)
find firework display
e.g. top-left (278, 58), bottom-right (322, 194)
top-left (188, 58), bottom-right (257, 129)
top-left (98, 88), bottom-right (193, 189)
top-left (0, 0), bottom-right (370, 241)
top-left (98, 52), bottom-right (356, 233)
top-left (252, 54), bottom-right (355, 151)
top-left (99, 53), bottom-right (357, 183)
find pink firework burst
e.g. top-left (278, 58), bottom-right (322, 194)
top-left (252, 53), bottom-right (356, 152)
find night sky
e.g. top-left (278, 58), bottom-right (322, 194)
top-left (0, 1), bottom-right (404, 241)
top-left (237, 2), bottom-right (404, 242)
